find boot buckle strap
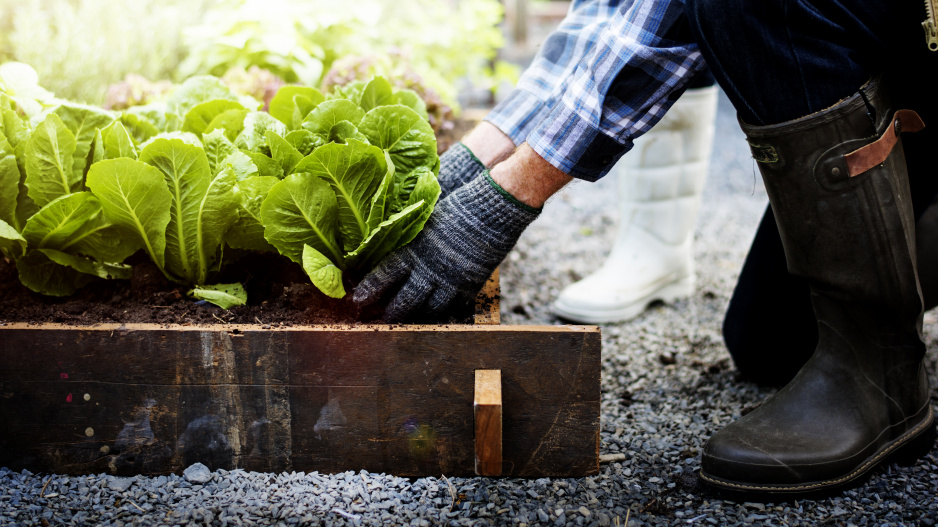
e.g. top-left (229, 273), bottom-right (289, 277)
top-left (844, 110), bottom-right (925, 178)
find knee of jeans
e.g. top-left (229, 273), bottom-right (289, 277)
top-left (685, 0), bottom-right (761, 48)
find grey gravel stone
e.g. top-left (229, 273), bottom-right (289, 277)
top-left (106, 477), bottom-right (134, 493)
top-left (183, 462), bottom-right (213, 484)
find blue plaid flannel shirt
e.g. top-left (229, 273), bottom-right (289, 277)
top-left (486, 0), bottom-right (707, 181)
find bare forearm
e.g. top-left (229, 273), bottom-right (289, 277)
top-left (489, 143), bottom-right (573, 208)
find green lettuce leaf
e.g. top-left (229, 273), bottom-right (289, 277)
top-left (40, 248), bottom-right (133, 280)
top-left (364, 151), bottom-right (396, 233)
top-left (359, 105), bottom-right (438, 177)
top-left (52, 103), bottom-right (117, 178)
top-left (327, 81), bottom-right (367, 106)
top-left (202, 128), bottom-right (237, 176)
top-left (25, 113), bottom-right (78, 208)
top-left (269, 86), bottom-right (324, 129)
top-left (359, 77), bottom-right (395, 112)
top-left (0, 132), bottom-right (19, 228)
top-left (260, 172), bottom-right (343, 266)
top-left (139, 138), bottom-right (239, 284)
top-left (234, 112), bottom-right (287, 154)
top-left (119, 112), bottom-right (160, 145)
top-left (398, 167), bottom-right (441, 246)
top-left (326, 121), bottom-right (369, 145)
top-left (242, 150), bottom-right (284, 180)
top-left (16, 249), bottom-right (95, 296)
top-left (204, 109), bottom-right (249, 142)
top-left (183, 99), bottom-right (246, 137)
top-left (267, 130), bottom-right (302, 175)
top-left (126, 104), bottom-right (183, 134)
top-left (293, 139), bottom-right (389, 252)
top-left (393, 89), bottom-right (429, 121)
top-left (388, 167), bottom-right (421, 215)
top-left (86, 129), bottom-right (106, 172)
top-left (285, 129), bottom-right (322, 156)
top-left (345, 200), bottom-right (429, 271)
top-left (102, 121), bottom-right (138, 160)
top-left (1, 106), bottom-right (29, 148)
top-left (13, 141), bottom-right (39, 230)
top-left (85, 158), bottom-right (172, 273)
top-left (188, 283), bottom-right (248, 309)
top-left (166, 76), bottom-right (239, 117)
top-left (0, 219), bottom-right (26, 259)
top-left (22, 191), bottom-right (139, 263)
top-left (221, 151), bottom-right (259, 181)
top-left (139, 131), bottom-right (203, 151)
top-left (226, 175), bottom-right (278, 252)
top-left (346, 169), bottom-right (440, 271)
top-left (302, 244), bottom-right (345, 299)
top-left (302, 99), bottom-right (365, 137)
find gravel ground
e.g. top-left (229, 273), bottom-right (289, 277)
top-left (2, 90), bottom-right (937, 526)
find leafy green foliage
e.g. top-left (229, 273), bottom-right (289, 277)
top-left (302, 245), bottom-right (345, 299)
top-left (177, 0), bottom-right (515, 114)
top-left (0, 1), bottom-right (211, 104)
top-left (1, 71), bottom-right (440, 303)
top-left (24, 114), bottom-right (79, 208)
top-left (258, 77), bottom-right (440, 296)
top-left (85, 158), bottom-right (172, 272)
top-left (189, 283), bottom-right (248, 309)
top-left (138, 138), bottom-right (240, 284)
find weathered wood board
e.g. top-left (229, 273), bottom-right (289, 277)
top-left (0, 322), bottom-right (600, 477)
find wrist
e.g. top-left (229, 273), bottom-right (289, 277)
top-left (462, 121), bottom-right (515, 167)
top-left (489, 143), bottom-right (572, 208)
top-left (484, 171), bottom-right (541, 214)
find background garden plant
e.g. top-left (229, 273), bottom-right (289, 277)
top-left (0, 0), bottom-right (515, 113)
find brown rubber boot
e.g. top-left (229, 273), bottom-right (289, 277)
top-left (699, 77), bottom-right (936, 499)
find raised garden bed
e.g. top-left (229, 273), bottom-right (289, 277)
top-left (0, 267), bottom-right (601, 478)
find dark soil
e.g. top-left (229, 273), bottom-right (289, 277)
top-left (0, 251), bottom-right (477, 327)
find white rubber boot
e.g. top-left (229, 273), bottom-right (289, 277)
top-left (553, 85), bottom-right (719, 323)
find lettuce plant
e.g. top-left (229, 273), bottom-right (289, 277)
top-left (258, 76), bottom-right (440, 298)
top-left (2, 68), bottom-right (440, 306)
top-left (0, 97), bottom-right (137, 296)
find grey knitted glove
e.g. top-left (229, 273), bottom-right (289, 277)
top-left (353, 171), bottom-right (540, 322)
top-left (437, 142), bottom-right (487, 199)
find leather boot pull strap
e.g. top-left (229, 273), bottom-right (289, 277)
top-left (844, 110), bottom-right (925, 177)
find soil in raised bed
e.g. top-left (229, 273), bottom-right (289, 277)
top-left (0, 251), bottom-right (480, 327)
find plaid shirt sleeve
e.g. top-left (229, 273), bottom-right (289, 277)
top-left (526, 0), bottom-right (707, 182)
top-left (485, 0), bottom-right (623, 146)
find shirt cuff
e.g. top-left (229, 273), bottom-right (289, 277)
top-left (527, 102), bottom-right (632, 182)
top-left (484, 88), bottom-right (551, 147)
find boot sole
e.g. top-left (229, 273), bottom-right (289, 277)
top-left (552, 276), bottom-right (695, 324)
top-left (698, 407), bottom-right (937, 502)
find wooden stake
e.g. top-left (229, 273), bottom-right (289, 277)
top-left (474, 369), bottom-right (502, 476)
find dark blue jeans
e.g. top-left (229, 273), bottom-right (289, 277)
top-left (684, 0), bottom-right (938, 384)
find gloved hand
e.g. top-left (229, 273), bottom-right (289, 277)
top-left (437, 142), bottom-right (487, 199)
top-left (353, 171), bottom-right (540, 322)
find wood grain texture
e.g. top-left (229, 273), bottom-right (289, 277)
top-left (474, 370), bottom-right (502, 476)
top-left (0, 323), bottom-right (600, 477)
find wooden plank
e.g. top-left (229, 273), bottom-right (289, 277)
top-left (0, 323), bottom-right (600, 477)
top-left (474, 370), bottom-right (502, 476)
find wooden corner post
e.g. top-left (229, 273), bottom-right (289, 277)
top-left (474, 369), bottom-right (503, 476)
